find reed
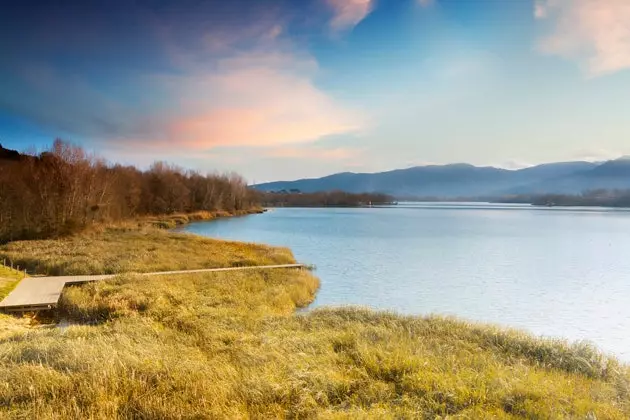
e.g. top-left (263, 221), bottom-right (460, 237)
top-left (0, 227), bottom-right (628, 418)
top-left (0, 226), bottom-right (292, 276)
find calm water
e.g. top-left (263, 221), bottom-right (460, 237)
top-left (178, 203), bottom-right (630, 360)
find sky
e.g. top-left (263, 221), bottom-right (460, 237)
top-left (1, 0), bottom-right (629, 182)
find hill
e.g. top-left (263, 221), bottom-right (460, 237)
top-left (508, 158), bottom-right (630, 195)
top-left (254, 160), bottom-right (613, 198)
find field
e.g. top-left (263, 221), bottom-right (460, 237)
top-left (0, 227), bottom-right (629, 418)
top-left (0, 224), bottom-right (292, 276)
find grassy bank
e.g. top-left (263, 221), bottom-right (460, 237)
top-left (139, 209), bottom-right (264, 230)
top-left (0, 224), bottom-right (290, 276)
top-left (0, 265), bottom-right (25, 300)
top-left (0, 227), bottom-right (629, 418)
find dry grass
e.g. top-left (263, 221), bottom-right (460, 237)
top-left (0, 227), bottom-right (628, 418)
top-left (0, 314), bottom-right (32, 340)
top-left (0, 265), bottom-right (25, 300)
top-left (138, 209), bottom-right (264, 230)
top-left (0, 226), bottom-right (293, 276)
top-left (0, 269), bottom-right (628, 418)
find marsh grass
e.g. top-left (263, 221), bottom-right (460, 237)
top-left (0, 269), bottom-right (628, 418)
top-left (0, 227), bottom-right (628, 418)
top-left (0, 226), bottom-right (292, 276)
top-left (0, 265), bottom-right (25, 300)
top-left (139, 209), bottom-right (263, 230)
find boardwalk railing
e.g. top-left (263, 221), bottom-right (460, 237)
top-left (0, 259), bottom-right (28, 279)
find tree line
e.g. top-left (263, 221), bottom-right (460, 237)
top-left (529, 190), bottom-right (630, 207)
top-left (257, 190), bottom-right (395, 207)
top-left (0, 140), bottom-right (257, 242)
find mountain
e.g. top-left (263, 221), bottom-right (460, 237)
top-left (252, 160), bottom-right (630, 198)
top-left (511, 158), bottom-right (630, 195)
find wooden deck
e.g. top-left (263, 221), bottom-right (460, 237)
top-left (0, 264), bottom-right (306, 312)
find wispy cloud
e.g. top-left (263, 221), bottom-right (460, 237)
top-left (326, 0), bottom-right (374, 31)
top-left (151, 49), bottom-right (362, 150)
top-left (571, 147), bottom-right (625, 162)
top-left (2, 4), bottom-right (364, 154)
top-left (138, 14), bottom-right (365, 150)
top-left (535, 0), bottom-right (630, 76)
top-left (266, 146), bottom-right (359, 160)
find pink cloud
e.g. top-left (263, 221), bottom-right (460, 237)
top-left (11, 9), bottom-right (365, 155)
top-left (114, 12), bottom-right (366, 151)
top-left (154, 51), bottom-right (362, 149)
top-left (535, 0), bottom-right (630, 76)
top-left (326, 0), bottom-right (374, 31)
top-left (96, 17), bottom-right (364, 152)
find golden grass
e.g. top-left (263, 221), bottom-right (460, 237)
top-left (139, 209), bottom-right (264, 230)
top-left (0, 226), bottom-right (293, 276)
top-left (0, 265), bottom-right (25, 300)
top-left (0, 227), bottom-right (628, 418)
top-left (0, 268), bottom-right (627, 418)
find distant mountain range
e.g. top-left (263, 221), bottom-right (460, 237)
top-left (254, 158), bottom-right (630, 198)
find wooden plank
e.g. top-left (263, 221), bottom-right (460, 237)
top-left (0, 277), bottom-right (67, 310)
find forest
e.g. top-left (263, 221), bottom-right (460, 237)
top-left (0, 140), bottom-right (257, 242)
top-left (494, 190), bottom-right (630, 207)
top-left (530, 190), bottom-right (630, 207)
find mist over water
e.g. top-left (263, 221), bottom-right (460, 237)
top-left (178, 203), bottom-right (630, 360)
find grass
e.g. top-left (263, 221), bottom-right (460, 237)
top-left (139, 209), bottom-right (264, 230)
top-left (0, 271), bottom-right (628, 418)
top-left (0, 226), bottom-right (293, 276)
top-left (0, 265), bottom-right (26, 300)
top-left (0, 226), bottom-right (629, 418)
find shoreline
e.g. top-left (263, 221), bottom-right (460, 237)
top-left (173, 206), bottom-right (630, 363)
top-left (1, 216), bottom-right (629, 417)
top-left (141, 207), bottom-right (266, 230)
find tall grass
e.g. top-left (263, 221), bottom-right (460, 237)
top-left (0, 227), bottom-right (628, 418)
top-left (0, 270), bottom-right (628, 418)
top-left (0, 265), bottom-right (25, 300)
top-left (0, 226), bottom-right (293, 276)
top-left (138, 209), bottom-right (264, 229)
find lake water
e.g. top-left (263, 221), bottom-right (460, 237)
top-left (178, 203), bottom-right (630, 360)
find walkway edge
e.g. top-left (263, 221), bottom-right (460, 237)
top-left (0, 264), bottom-right (307, 312)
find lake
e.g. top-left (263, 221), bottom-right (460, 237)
top-left (178, 203), bottom-right (630, 360)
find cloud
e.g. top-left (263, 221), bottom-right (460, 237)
top-left (534, 2), bottom-right (548, 19)
top-left (493, 160), bottom-right (534, 170)
top-left (265, 146), bottom-right (359, 160)
top-left (326, 0), bottom-right (374, 31)
top-left (1, 8), bottom-right (363, 153)
top-left (571, 147), bottom-right (624, 162)
top-left (152, 50), bottom-right (362, 150)
top-left (535, 0), bottom-right (630, 76)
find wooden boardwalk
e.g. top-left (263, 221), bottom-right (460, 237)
top-left (0, 264), bottom-right (306, 312)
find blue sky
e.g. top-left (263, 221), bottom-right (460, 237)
top-left (1, 0), bottom-right (629, 182)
